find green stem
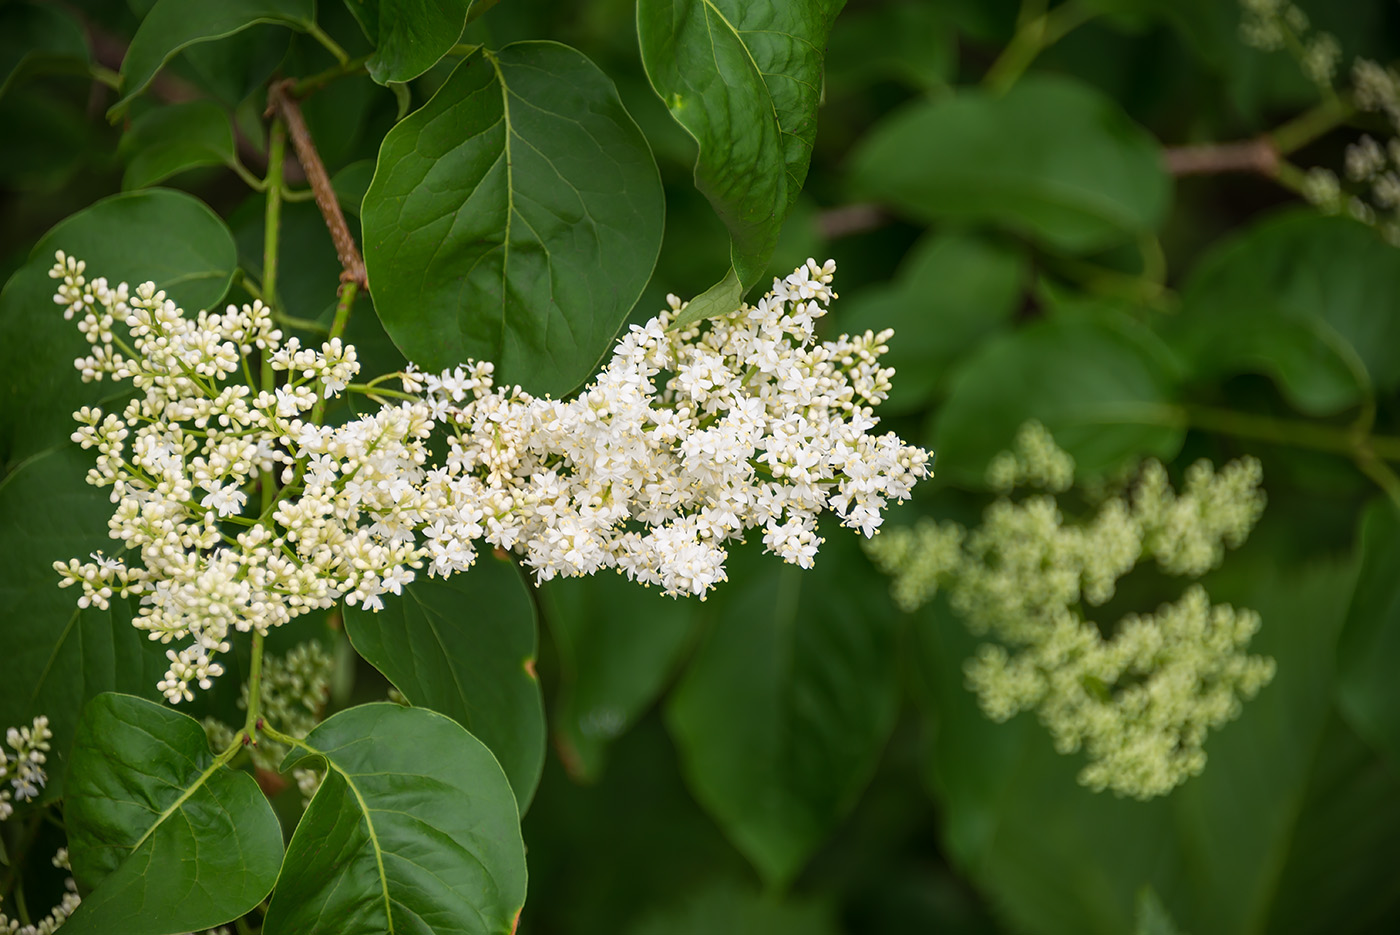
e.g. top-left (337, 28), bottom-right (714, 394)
top-left (1357, 451), bottom-right (1400, 510)
top-left (1270, 96), bottom-right (1356, 155)
top-left (244, 629), bottom-right (266, 735)
top-left (274, 312), bottom-right (331, 334)
top-left (0, 809), bottom-right (46, 902)
top-left (263, 120), bottom-right (286, 323)
top-left (1136, 402), bottom-right (1400, 461)
top-left (984, 0), bottom-right (1097, 94)
top-left (345, 383), bottom-right (417, 402)
top-left (291, 54), bottom-right (371, 96)
top-left (88, 64), bottom-right (121, 89)
top-left (305, 23), bottom-right (350, 65)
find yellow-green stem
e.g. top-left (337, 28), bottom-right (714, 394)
top-left (244, 629), bottom-right (266, 735)
top-left (984, 0), bottom-right (1097, 95)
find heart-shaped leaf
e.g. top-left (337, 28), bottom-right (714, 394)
top-left (262, 703), bottom-right (528, 935)
top-left (0, 188), bottom-right (237, 464)
top-left (362, 41), bottom-right (664, 395)
top-left (120, 100), bottom-right (238, 190)
top-left (0, 449), bottom-right (168, 801)
top-left (665, 532), bottom-right (900, 886)
top-left (62, 694), bottom-right (283, 935)
top-left (638, 0), bottom-right (843, 321)
top-left (344, 555), bottom-right (546, 810)
top-left (849, 75), bottom-right (1171, 254)
top-left (343, 0), bottom-right (473, 84)
top-left (111, 0), bottom-right (315, 116)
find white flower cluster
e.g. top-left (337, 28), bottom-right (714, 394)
top-left (49, 252), bottom-right (429, 704)
top-left (0, 848), bottom-right (80, 935)
top-left (0, 715), bottom-right (51, 821)
top-left (865, 423), bottom-right (1274, 799)
top-left (1238, 0), bottom-right (1341, 86)
top-left (51, 253), bottom-right (931, 703)
top-left (412, 258), bottom-right (930, 596)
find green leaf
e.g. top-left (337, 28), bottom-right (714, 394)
top-left (0, 448), bottom-right (167, 801)
top-left (835, 231), bottom-right (1024, 415)
top-left (343, 0), bottom-right (473, 84)
top-left (665, 532), bottom-right (900, 886)
top-left (343, 555), bottom-right (546, 810)
top-left (913, 545), bottom-right (1359, 935)
top-left (0, 188), bottom-right (237, 464)
top-left (0, 1), bottom-right (89, 100)
top-left (637, 0), bottom-right (843, 299)
top-left (363, 41), bottom-right (663, 395)
top-left (1336, 499), bottom-right (1400, 765)
top-left (824, 1), bottom-right (954, 93)
top-left (543, 573), bottom-right (699, 782)
top-left (120, 100), bottom-right (238, 190)
top-left (932, 308), bottom-right (1183, 485)
top-left (849, 75), bottom-right (1171, 254)
top-left (61, 694), bottom-right (283, 934)
top-left (111, 0), bottom-right (315, 116)
top-left (1169, 211), bottom-right (1400, 415)
top-left (629, 880), bottom-right (840, 935)
top-left (262, 703), bottom-right (528, 935)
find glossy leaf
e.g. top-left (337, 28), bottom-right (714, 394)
top-left (262, 703), bottom-right (528, 935)
top-left (343, 0), bottom-right (473, 84)
top-left (638, 0), bottom-right (843, 314)
top-left (0, 1), bottom-right (88, 100)
top-left (362, 41), bottom-right (664, 395)
top-left (62, 694), bottom-right (283, 934)
top-left (112, 0), bottom-right (315, 116)
top-left (1336, 499), bottom-right (1400, 765)
top-left (0, 448), bottom-right (167, 801)
top-left (666, 533), bottom-right (900, 886)
top-left (1169, 211), bottom-right (1400, 415)
top-left (544, 573), bottom-right (699, 782)
top-left (849, 75), bottom-right (1171, 254)
top-left (343, 555), bottom-right (546, 809)
top-left (835, 231), bottom-right (1024, 415)
top-left (120, 100), bottom-right (238, 190)
top-left (0, 188), bottom-right (237, 463)
top-left (933, 308), bottom-right (1183, 484)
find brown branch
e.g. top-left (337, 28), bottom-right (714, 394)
top-left (1163, 138), bottom-right (1280, 177)
top-left (816, 202), bottom-right (892, 239)
top-left (268, 79), bottom-right (367, 291)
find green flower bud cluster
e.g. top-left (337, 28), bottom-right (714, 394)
top-left (205, 641), bottom-right (333, 772)
top-left (865, 423), bottom-right (1275, 799)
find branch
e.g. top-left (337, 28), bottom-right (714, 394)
top-left (267, 79), bottom-right (368, 291)
top-left (1162, 138), bottom-right (1279, 177)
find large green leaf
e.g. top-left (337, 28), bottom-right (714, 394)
top-left (362, 41), bottom-right (663, 395)
top-left (835, 231), bottom-right (1024, 415)
top-left (0, 447), bottom-right (167, 801)
top-left (637, 0), bottom-right (843, 323)
top-left (665, 533), bottom-right (900, 886)
top-left (62, 694), bottom-right (283, 934)
top-left (262, 703), bottom-right (528, 935)
top-left (0, 1), bottom-right (88, 100)
top-left (1169, 211), bottom-right (1400, 416)
top-left (932, 307), bottom-right (1183, 484)
top-left (343, 555), bottom-right (546, 810)
top-left (849, 75), bottom-right (1171, 254)
top-left (1336, 499), bottom-right (1400, 766)
top-left (343, 0), bottom-right (473, 84)
top-left (915, 538), bottom-right (1359, 935)
top-left (0, 188), bottom-right (237, 465)
top-left (111, 0), bottom-right (315, 116)
top-left (544, 573), bottom-right (699, 782)
top-left (120, 100), bottom-right (238, 190)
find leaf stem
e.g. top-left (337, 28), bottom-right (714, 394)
top-left (291, 54), bottom-right (371, 97)
top-left (984, 0), bottom-right (1097, 95)
top-left (263, 119), bottom-right (286, 320)
top-left (304, 23), bottom-right (350, 65)
top-left (1270, 95), bottom-right (1356, 155)
top-left (245, 629), bottom-right (266, 736)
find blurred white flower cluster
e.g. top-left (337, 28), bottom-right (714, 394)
top-left (0, 719), bottom-right (76, 935)
top-left (865, 422), bottom-right (1274, 800)
top-left (51, 253), bottom-right (930, 703)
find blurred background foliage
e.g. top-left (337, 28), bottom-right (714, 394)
top-left (5, 0), bottom-right (1400, 932)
